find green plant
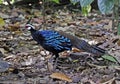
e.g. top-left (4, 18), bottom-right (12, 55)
top-left (71, 0), bottom-right (120, 34)
top-left (113, 0), bottom-right (120, 35)
top-left (50, 0), bottom-right (59, 4)
top-left (71, 0), bottom-right (115, 14)
top-left (0, 0), bottom-right (3, 4)
top-left (0, 0), bottom-right (15, 4)
top-left (71, 0), bottom-right (93, 16)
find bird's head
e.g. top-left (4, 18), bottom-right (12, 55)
top-left (25, 24), bottom-right (35, 30)
top-left (25, 17), bottom-right (35, 30)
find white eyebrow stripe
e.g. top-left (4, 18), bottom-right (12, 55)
top-left (26, 24), bottom-right (35, 29)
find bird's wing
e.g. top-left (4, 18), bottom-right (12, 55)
top-left (40, 30), bottom-right (72, 51)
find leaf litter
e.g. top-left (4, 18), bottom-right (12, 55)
top-left (0, 6), bottom-right (120, 84)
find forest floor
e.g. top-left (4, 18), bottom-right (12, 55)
top-left (0, 6), bottom-right (120, 84)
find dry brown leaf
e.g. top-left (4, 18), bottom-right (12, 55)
top-left (50, 72), bottom-right (72, 82)
top-left (117, 39), bottom-right (120, 46)
top-left (114, 66), bottom-right (120, 71)
top-left (60, 51), bottom-right (70, 57)
top-left (72, 48), bottom-right (81, 52)
top-left (0, 48), bottom-right (6, 55)
top-left (101, 77), bottom-right (115, 84)
top-left (67, 22), bottom-right (76, 26)
top-left (104, 20), bottom-right (112, 29)
top-left (8, 22), bottom-right (20, 31)
top-left (115, 80), bottom-right (120, 84)
top-left (88, 80), bottom-right (96, 84)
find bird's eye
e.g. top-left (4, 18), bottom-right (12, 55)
top-left (25, 25), bottom-right (28, 28)
top-left (25, 25), bottom-right (30, 28)
top-left (25, 24), bottom-right (35, 30)
top-left (25, 25), bottom-right (30, 30)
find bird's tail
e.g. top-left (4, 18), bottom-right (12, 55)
top-left (89, 45), bottom-right (106, 55)
top-left (75, 39), bottom-right (106, 56)
top-left (58, 30), bottom-right (106, 56)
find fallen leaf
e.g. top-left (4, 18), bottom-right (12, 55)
top-left (60, 51), bottom-right (70, 57)
top-left (115, 79), bottom-right (120, 84)
top-left (50, 72), bottom-right (72, 82)
top-left (102, 54), bottom-right (118, 63)
top-left (114, 66), bottom-right (120, 71)
top-left (117, 39), bottom-right (120, 46)
top-left (72, 48), bottom-right (81, 52)
top-left (101, 77), bottom-right (115, 84)
top-left (0, 18), bottom-right (5, 27)
top-left (0, 48), bottom-right (6, 55)
top-left (0, 61), bottom-right (9, 72)
top-left (103, 20), bottom-right (112, 29)
top-left (8, 22), bottom-right (20, 31)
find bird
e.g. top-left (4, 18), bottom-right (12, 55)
top-left (25, 24), bottom-right (72, 60)
top-left (25, 19), bottom-right (106, 64)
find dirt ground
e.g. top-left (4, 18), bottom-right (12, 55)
top-left (0, 6), bottom-right (120, 84)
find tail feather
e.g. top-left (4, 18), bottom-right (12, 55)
top-left (58, 30), bottom-right (106, 55)
top-left (90, 45), bottom-right (106, 55)
top-left (92, 45), bottom-right (105, 53)
top-left (75, 39), bottom-right (106, 55)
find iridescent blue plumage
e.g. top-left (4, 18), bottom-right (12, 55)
top-left (30, 29), bottom-right (72, 58)
top-left (40, 30), bottom-right (72, 51)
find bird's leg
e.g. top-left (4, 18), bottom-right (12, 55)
top-left (53, 54), bottom-right (59, 70)
top-left (48, 53), bottom-right (54, 63)
top-left (47, 53), bottom-right (55, 72)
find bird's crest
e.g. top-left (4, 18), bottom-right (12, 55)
top-left (25, 17), bottom-right (35, 30)
top-left (26, 17), bottom-right (32, 24)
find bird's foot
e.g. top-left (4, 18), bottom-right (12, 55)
top-left (47, 56), bottom-right (59, 72)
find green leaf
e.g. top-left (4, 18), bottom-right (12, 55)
top-left (70, 0), bottom-right (80, 5)
top-left (11, 0), bottom-right (15, 4)
top-left (80, 0), bottom-right (94, 7)
top-left (81, 5), bottom-right (91, 16)
top-left (51, 0), bottom-right (59, 4)
top-left (114, 0), bottom-right (120, 6)
top-left (0, 0), bottom-right (3, 4)
top-left (102, 54), bottom-right (118, 63)
top-left (98, 0), bottom-right (114, 14)
top-left (0, 18), bottom-right (5, 27)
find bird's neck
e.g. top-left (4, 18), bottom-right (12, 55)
top-left (29, 28), bottom-right (37, 33)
